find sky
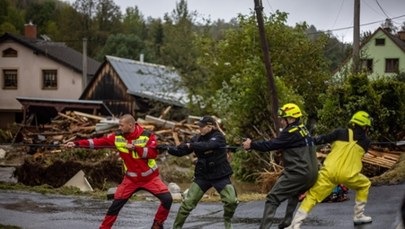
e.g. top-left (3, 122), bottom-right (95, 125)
top-left (65, 0), bottom-right (405, 43)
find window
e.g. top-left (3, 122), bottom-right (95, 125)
top-left (375, 38), bottom-right (385, 46)
top-left (385, 59), bottom-right (399, 73)
top-left (3, 69), bottom-right (18, 89)
top-left (42, 70), bottom-right (57, 89)
top-left (2, 48), bottom-right (18, 57)
top-left (361, 59), bottom-right (373, 73)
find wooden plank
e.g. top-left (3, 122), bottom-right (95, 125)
top-left (159, 106), bottom-right (172, 119)
top-left (58, 112), bottom-right (82, 123)
top-left (73, 111), bottom-right (105, 121)
top-left (155, 129), bottom-right (173, 135)
top-left (172, 131), bottom-right (180, 145)
top-left (187, 115), bottom-right (201, 124)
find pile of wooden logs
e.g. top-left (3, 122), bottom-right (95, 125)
top-left (16, 110), bottom-right (402, 170)
top-left (317, 146), bottom-right (401, 170)
top-left (18, 111), bottom-right (202, 147)
top-left (362, 150), bottom-right (401, 169)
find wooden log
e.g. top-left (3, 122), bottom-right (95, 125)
top-left (145, 115), bottom-right (176, 129)
top-left (187, 115), bottom-right (201, 124)
top-left (159, 106), bottom-right (172, 119)
top-left (58, 112), bottom-right (83, 123)
top-left (172, 131), bottom-right (180, 145)
top-left (73, 111), bottom-right (105, 121)
top-left (155, 129), bottom-right (173, 135)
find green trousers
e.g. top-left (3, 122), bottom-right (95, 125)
top-left (173, 182), bottom-right (238, 229)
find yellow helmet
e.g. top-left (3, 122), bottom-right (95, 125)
top-left (350, 111), bottom-right (372, 127)
top-left (278, 103), bottom-right (302, 118)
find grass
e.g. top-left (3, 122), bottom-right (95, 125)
top-left (0, 225), bottom-right (21, 229)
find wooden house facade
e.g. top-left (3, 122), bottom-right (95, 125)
top-left (80, 56), bottom-right (187, 118)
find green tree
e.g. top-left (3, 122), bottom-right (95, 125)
top-left (192, 12), bottom-right (330, 180)
top-left (317, 73), bottom-right (405, 142)
top-left (25, 0), bottom-right (56, 35)
top-left (160, 0), bottom-right (203, 111)
top-left (144, 18), bottom-right (165, 63)
top-left (0, 22), bottom-right (18, 34)
top-left (122, 6), bottom-right (146, 39)
top-left (96, 33), bottom-right (146, 61)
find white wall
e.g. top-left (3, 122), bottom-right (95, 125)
top-left (0, 41), bottom-right (83, 111)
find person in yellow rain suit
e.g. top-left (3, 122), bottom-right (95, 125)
top-left (288, 111), bottom-right (373, 229)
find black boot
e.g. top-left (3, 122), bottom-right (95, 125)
top-left (259, 202), bottom-right (278, 229)
top-left (151, 220), bottom-right (163, 229)
top-left (278, 197), bottom-right (299, 229)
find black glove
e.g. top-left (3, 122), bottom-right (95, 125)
top-left (177, 143), bottom-right (189, 150)
top-left (167, 146), bottom-right (177, 154)
top-left (156, 144), bottom-right (169, 151)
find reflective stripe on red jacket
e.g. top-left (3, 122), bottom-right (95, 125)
top-left (75, 124), bottom-right (159, 181)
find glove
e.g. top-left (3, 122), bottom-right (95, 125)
top-left (167, 146), bottom-right (177, 154)
top-left (156, 144), bottom-right (169, 151)
top-left (177, 143), bottom-right (189, 150)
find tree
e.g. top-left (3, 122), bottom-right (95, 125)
top-left (192, 12), bottom-right (330, 180)
top-left (317, 73), bottom-right (405, 141)
top-left (160, 0), bottom-right (203, 111)
top-left (122, 6), bottom-right (146, 39)
top-left (25, 0), bottom-right (56, 35)
top-left (95, 33), bottom-right (146, 61)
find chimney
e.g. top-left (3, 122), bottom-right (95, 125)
top-left (398, 31), bottom-right (405, 41)
top-left (24, 21), bottom-right (37, 39)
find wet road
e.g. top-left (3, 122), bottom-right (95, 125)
top-left (0, 182), bottom-right (404, 229)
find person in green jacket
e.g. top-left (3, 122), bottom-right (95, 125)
top-left (243, 103), bottom-right (318, 229)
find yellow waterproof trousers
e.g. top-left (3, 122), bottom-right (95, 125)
top-left (299, 129), bottom-right (371, 213)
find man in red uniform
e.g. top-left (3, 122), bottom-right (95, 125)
top-left (65, 114), bottom-right (172, 229)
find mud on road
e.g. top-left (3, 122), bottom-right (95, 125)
top-left (0, 182), bottom-right (404, 229)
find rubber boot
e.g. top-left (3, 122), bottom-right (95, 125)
top-left (172, 183), bottom-right (205, 229)
top-left (278, 197), bottom-right (299, 229)
top-left (151, 220), bottom-right (164, 229)
top-left (285, 209), bottom-right (308, 229)
top-left (99, 215), bottom-right (117, 229)
top-left (219, 184), bottom-right (238, 229)
top-left (259, 202), bottom-right (278, 229)
top-left (353, 201), bottom-right (372, 225)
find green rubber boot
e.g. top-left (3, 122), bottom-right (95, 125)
top-left (220, 184), bottom-right (239, 229)
top-left (172, 182), bottom-right (205, 229)
top-left (279, 197), bottom-right (299, 228)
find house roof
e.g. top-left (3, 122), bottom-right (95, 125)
top-left (0, 32), bottom-right (100, 75)
top-left (332, 27), bottom-right (405, 76)
top-left (105, 55), bottom-right (188, 106)
top-left (16, 96), bottom-right (113, 116)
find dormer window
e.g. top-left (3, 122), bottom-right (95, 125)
top-left (2, 48), bottom-right (18, 57)
top-left (375, 38), bottom-right (385, 46)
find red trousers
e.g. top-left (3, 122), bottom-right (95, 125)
top-left (100, 175), bottom-right (172, 229)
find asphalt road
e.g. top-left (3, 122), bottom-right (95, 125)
top-left (0, 182), bottom-right (404, 229)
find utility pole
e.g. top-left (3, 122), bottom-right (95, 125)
top-left (253, 0), bottom-right (280, 134)
top-left (82, 38), bottom-right (88, 91)
top-left (352, 0), bottom-right (361, 74)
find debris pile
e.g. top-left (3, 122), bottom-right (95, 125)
top-left (12, 110), bottom-right (203, 189)
top-left (17, 111), bottom-right (202, 151)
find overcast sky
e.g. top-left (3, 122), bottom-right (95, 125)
top-left (65, 0), bottom-right (405, 43)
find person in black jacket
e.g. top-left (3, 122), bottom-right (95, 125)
top-left (166, 115), bottom-right (238, 229)
top-left (242, 103), bottom-right (318, 229)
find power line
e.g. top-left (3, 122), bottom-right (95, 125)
top-left (323, 14), bottom-right (405, 33)
top-left (332, 0), bottom-right (345, 29)
top-left (375, 0), bottom-right (390, 18)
